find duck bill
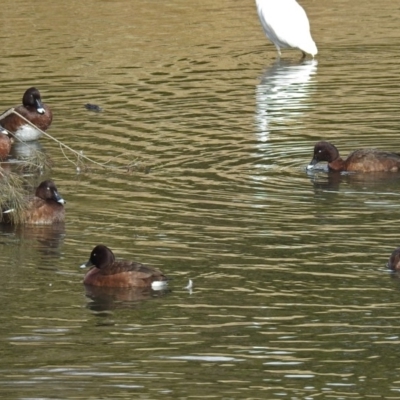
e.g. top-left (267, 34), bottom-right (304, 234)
top-left (306, 158), bottom-right (318, 170)
top-left (80, 260), bottom-right (93, 269)
top-left (0, 124), bottom-right (7, 135)
top-left (35, 99), bottom-right (45, 114)
top-left (53, 190), bottom-right (66, 205)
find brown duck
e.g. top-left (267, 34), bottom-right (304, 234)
top-left (307, 141), bottom-right (400, 172)
top-left (2, 180), bottom-right (65, 225)
top-left (80, 245), bottom-right (168, 288)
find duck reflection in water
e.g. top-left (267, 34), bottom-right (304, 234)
top-left (0, 223), bottom-right (66, 258)
top-left (307, 167), bottom-right (400, 194)
top-left (84, 285), bottom-right (169, 312)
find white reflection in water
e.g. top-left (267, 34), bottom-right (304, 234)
top-left (255, 59), bottom-right (318, 144)
top-left (161, 355), bottom-right (244, 362)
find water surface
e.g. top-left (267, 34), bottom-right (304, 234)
top-left (1, 0), bottom-right (400, 398)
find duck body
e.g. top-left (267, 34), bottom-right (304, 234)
top-left (255, 0), bottom-right (317, 57)
top-left (0, 133), bottom-right (12, 160)
top-left (81, 245), bottom-right (168, 288)
top-left (2, 180), bottom-right (65, 225)
top-left (307, 141), bottom-right (400, 173)
top-left (0, 87), bottom-right (53, 141)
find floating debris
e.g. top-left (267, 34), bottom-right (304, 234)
top-left (84, 103), bottom-right (103, 112)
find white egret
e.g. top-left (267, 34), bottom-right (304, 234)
top-left (255, 0), bottom-right (317, 58)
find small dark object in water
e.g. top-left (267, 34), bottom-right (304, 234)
top-left (84, 103), bottom-right (103, 112)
